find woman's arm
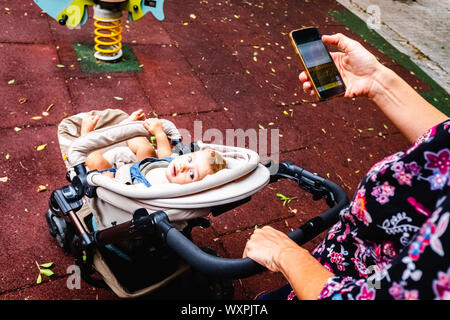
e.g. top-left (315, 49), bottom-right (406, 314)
top-left (243, 226), bottom-right (333, 300)
top-left (369, 64), bottom-right (447, 143)
top-left (300, 33), bottom-right (448, 143)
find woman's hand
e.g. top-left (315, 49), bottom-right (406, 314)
top-left (243, 225), bottom-right (333, 300)
top-left (300, 33), bottom-right (383, 98)
top-left (243, 226), bottom-right (302, 272)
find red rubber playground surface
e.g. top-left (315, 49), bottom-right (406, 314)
top-left (0, 0), bottom-right (433, 300)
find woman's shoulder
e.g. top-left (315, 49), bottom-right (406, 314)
top-left (406, 118), bottom-right (450, 155)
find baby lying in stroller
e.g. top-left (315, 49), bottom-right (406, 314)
top-left (81, 109), bottom-right (227, 186)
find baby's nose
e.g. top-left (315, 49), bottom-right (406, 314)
top-left (178, 163), bottom-right (188, 172)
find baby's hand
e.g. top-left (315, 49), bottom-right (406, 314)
top-left (101, 171), bottom-right (115, 178)
top-left (143, 118), bottom-right (164, 136)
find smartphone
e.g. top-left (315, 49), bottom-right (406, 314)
top-left (289, 27), bottom-right (346, 100)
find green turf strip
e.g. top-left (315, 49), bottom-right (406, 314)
top-left (73, 43), bottom-right (142, 74)
top-left (329, 9), bottom-right (450, 115)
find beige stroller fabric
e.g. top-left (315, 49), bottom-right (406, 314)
top-left (58, 108), bottom-right (130, 169)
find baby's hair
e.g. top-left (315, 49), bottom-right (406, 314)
top-left (205, 149), bottom-right (227, 173)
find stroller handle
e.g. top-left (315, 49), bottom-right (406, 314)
top-left (153, 163), bottom-right (349, 279)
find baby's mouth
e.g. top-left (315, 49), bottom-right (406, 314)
top-left (172, 164), bottom-right (177, 177)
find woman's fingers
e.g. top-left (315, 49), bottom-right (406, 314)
top-left (302, 81), bottom-right (311, 91)
top-left (322, 33), bottom-right (354, 52)
top-left (299, 71), bottom-right (309, 83)
top-left (304, 81), bottom-right (316, 96)
top-left (299, 72), bottom-right (313, 94)
top-left (299, 73), bottom-right (315, 96)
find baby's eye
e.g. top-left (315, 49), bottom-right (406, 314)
top-left (189, 170), bottom-right (195, 180)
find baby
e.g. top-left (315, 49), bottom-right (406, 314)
top-left (81, 110), bottom-right (227, 186)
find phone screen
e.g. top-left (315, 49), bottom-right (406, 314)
top-left (291, 28), bottom-right (345, 99)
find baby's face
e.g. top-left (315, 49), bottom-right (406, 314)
top-left (165, 150), bottom-right (213, 184)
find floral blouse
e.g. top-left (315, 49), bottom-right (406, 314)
top-left (310, 119), bottom-right (450, 300)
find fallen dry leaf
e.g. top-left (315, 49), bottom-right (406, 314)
top-left (37, 185), bottom-right (48, 192)
top-left (36, 144), bottom-right (47, 151)
top-left (46, 104), bottom-right (54, 112)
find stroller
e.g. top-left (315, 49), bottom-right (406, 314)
top-left (46, 109), bottom-right (349, 299)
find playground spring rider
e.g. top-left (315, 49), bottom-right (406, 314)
top-left (33, 0), bottom-right (165, 61)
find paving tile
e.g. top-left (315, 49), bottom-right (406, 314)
top-left (190, 220), bottom-right (225, 256)
top-left (234, 44), bottom-right (303, 102)
top-left (0, 44), bottom-right (74, 129)
top-left (203, 6), bottom-right (277, 49)
top-left (236, 0), bottom-right (315, 35)
top-left (162, 0), bottom-right (211, 23)
top-left (0, 43), bottom-right (61, 82)
top-left (199, 73), bottom-right (272, 109)
top-left (53, 42), bottom-right (88, 79)
top-left (162, 21), bottom-right (243, 75)
top-left (163, 110), bottom-right (234, 147)
top-left (66, 76), bottom-right (152, 115)
top-left (122, 15), bottom-right (172, 45)
top-left (0, 2), bottom-right (52, 43)
top-left (134, 45), bottom-right (221, 115)
top-left (283, 100), bottom-right (356, 152)
top-left (325, 96), bottom-right (399, 136)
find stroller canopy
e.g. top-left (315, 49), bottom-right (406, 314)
top-left (60, 109), bottom-right (270, 209)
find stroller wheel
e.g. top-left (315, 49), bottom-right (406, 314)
top-left (46, 210), bottom-right (73, 250)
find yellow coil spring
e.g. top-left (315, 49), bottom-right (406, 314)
top-left (93, 17), bottom-right (123, 55)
